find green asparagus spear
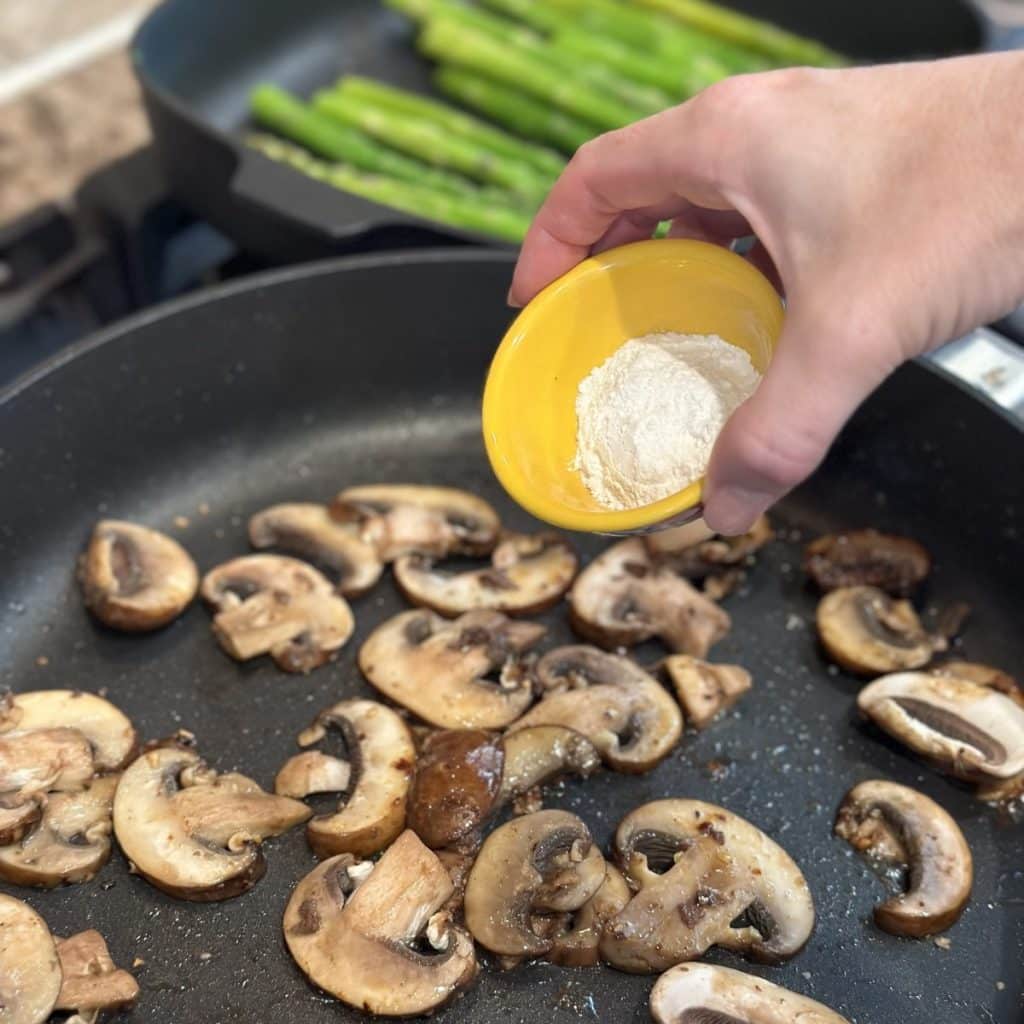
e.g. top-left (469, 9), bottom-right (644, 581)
top-left (335, 76), bottom-right (565, 178)
top-left (434, 66), bottom-right (595, 154)
top-left (634, 0), bottom-right (847, 66)
top-left (313, 90), bottom-right (551, 201)
top-left (246, 133), bottom-right (531, 242)
top-left (418, 16), bottom-right (644, 131)
top-left (552, 27), bottom-right (728, 98)
top-left (250, 84), bottom-right (475, 198)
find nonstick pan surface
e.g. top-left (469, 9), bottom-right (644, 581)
top-left (0, 251), bottom-right (1021, 1023)
top-left (132, 0), bottom-right (984, 261)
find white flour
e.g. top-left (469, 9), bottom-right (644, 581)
top-left (572, 332), bottom-right (761, 510)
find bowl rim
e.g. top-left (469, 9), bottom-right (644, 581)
top-left (482, 239), bottom-right (784, 534)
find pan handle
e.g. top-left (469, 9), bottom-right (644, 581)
top-left (929, 327), bottom-right (1024, 420)
top-left (970, 0), bottom-right (1024, 48)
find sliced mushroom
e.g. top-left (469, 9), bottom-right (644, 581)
top-left (113, 744), bottom-right (310, 900)
top-left (248, 502), bottom-right (384, 596)
top-left (201, 554), bottom-right (355, 673)
top-left (804, 528), bottom-right (930, 596)
top-left (548, 864), bottom-right (632, 967)
top-left (650, 515), bottom-right (774, 576)
top-left (406, 725), bottom-right (599, 849)
top-left (835, 779), bottom-right (972, 937)
top-left (359, 608), bottom-right (545, 729)
top-left (507, 647), bottom-right (682, 773)
top-left (817, 586), bottom-right (940, 675)
top-left (0, 691), bottom-right (136, 773)
top-left (0, 775), bottom-right (118, 887)
top-left (0, 802), bottom-right (42, 848)
top-left (394, 532), bottom-right (577, 617)
top-left (283, 831), bottom-right (478, 1016)
top-left (79, 519), bottom-right (198, 631)
top-left (932, 660), bottom-right (1023, 708)
top-left (54, 930), bottom-right (139, 1019)
top-left (277, 700), bottom-right (415, 859)
top-left (330, 484), bottom-right (500, 560)
top-left (569, 539), bottom-right (731, 656)
top-left (650, 963), bottom-right (851, 1024)
top-left (0, 728), bottom-right (95, 799)
top-left (643, 520), bottom-right (716, 557)
top-left (663, 656), bottom-right (752, 730)
top-left (0, 893), bottom-right (62, 1024)
top-left (602, 799), bottom-right (814, 972)
top-left (464, 809), bottom-right (606, 959)
top-left (858, 671), bottom-right (1024, 782)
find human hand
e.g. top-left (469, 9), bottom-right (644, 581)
top-left (510, 53), bottom-right (1024, 534)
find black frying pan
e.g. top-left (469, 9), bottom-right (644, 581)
top-left (131, 0), bottom-right (985, 262)
top-left (0, 251), bottom-right (1021, 1023)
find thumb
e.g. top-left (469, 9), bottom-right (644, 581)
top-left (703, 308), bottom-right (897, 535)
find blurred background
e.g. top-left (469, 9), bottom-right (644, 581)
top-left (1, 0), bottom-right (1023, 405)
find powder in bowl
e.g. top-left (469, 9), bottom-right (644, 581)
top-left (571, 332), bottom-right (761, 511)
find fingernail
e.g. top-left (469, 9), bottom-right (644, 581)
top-left (506, 287), bottom-right (523, 309)
top-left (704, 485), bottom-right (773, 536)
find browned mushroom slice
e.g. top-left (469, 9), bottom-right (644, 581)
top-left (650, 963), bottom-right (851, 1024)
top-left (857, 671), bottom-right (1024, 782)
top-left (359, 608), bottom-right (545, 729)
top-left (507, 647), bottom-right (682, 773)
top-left (816, 586), bottom-right (939, 675)
top-left (662, 656), bottom-right (752, 730)
top-left (394, 532), bottom-right (578, 617)
top-left (463, 810), bottom-right (607, 960)
top-left (1, 691), bottom-right (136, 773)
top-left (0, 728), bottom-right (95, 799)
top-left (406, 725), bottom-right (599, 850)
top-left (804, 528), bottom-right (930, 596)
top-left (113, 744), bottom-right (310, 901)
top-left (0, 775), bottom-right (119, 888)
top-left (834, 779), bottom-right (972, 937)
top-left (79, 519), bottom-right (199, 631)
top-left (54, 929), bottom-right (139, 1019)
top-left (932, 660), bottom-right (1023, 708)
top-left (283, 832), bottom-right (478, 1016)
top-left (0, 893), bottom-right (62, 1024)
top-left (278, 700), bottom-right (415, 859)
top-left (201, 554), bottom-right (354, 673)
top-left (548, 864), bottom-right (631, 967)
top-left (569, 539), bottom-right (730, 655)
top-left (330, 484), bottom-right (500, 560)
top-left (0, 801), bottom-right (42, 848)
top-left (248, 502), bottom-right (384, 596)
top-left (649, 514), bottom-right (775, 576)
top-left (602, 799), bottom-right (814, 973)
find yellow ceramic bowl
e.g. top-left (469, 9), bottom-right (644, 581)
top-left (482, 239), bottom-right (784, 534)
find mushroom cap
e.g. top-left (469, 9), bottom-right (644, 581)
top-left (650, 963), bottom-right (851, 1024)
top-left (298, 700), bottom-right (415, 859)
top-left (816, 586), bottom-right (938, 676)
top-left (0, 690), bottom-right (136, 773)
top-left (663, 656), bottom-right (752, 730)
top-left (835, 779), bottom-right (972, 937)
top-left (54, 929), bottom-right (139, 1016)
top-left (548, 863), bottom-right (632, 968)
top-left (569, 539), bottom-right (731, 656)
top-left (201, 554), bottom-right (355, 673)
top-left (857, 671), bottom-right (1024, 781)
top-left (113, 745), bottom-right (310, 901)
top-left (394, 532), bottom-right (578, 617)
top-left (248, 502), bottom-right (384, 597)
top-left (463, 809), bottom-right (607, 958)
top-left (79, 519), bottom-right (198, 631)
top-left (359, 609), bottom-right (545, 729)
top-left (0, 774), bottom-right (119, 888)
top-left (0, 893), bottom-right (62, 1024)
top-left (284, 831), bottom-right (478, 1016)
top-left (603, 799), bottom-right (814, 972)
top-left (330, 484), bottom-right (500, 561)
top-left (406, 729), bottom-right (504, 849)
top-left (804, 528), bottom-right (930, 596)
top-left (507, 647), bottom-right (682, 773)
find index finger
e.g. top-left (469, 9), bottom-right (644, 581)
top-left (509, 100), bottom-right (738, 306)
